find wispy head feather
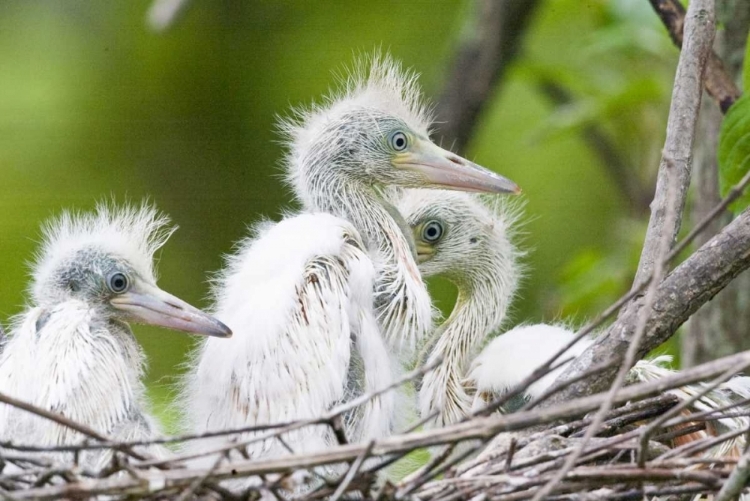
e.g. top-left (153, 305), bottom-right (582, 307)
top-left (278, 52), bottom-right (433, 205)
top-left (31, 202), bottom-right (175, 304)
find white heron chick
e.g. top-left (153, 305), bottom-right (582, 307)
top-left (182, 214), bottom-right (393, 477)
top-left (401, 192), bottom-right (750, 460)
top-left (396, 190), bottom-right (522, 427)
top-left (0, 204), bottom-right (230, 469)
top-left (181, 57), bottom-right (519, 484)
top-left (282, 54), bottom-right (520, 356)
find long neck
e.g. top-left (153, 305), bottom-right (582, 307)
top-left (419, 247), bottom-right (519, 425)
top-left (301, 168), bottom-right (433, 356)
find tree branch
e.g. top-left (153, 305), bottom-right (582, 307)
top-left (648, 0), bottom-right (741, 113)
top-left (547, 203), bottom-right (750, 404)
top-left (633, 0), bottom-right (716, 287)
top-left (434, 0), bottom-right (541, 153)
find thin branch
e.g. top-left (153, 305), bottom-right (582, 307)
top-left (637, 360), bottom-right (750, 466)
top-left (714, 448), bottom-right (750, 501)
top-left (633, 0), bottom-right (716, 287)
top-left (0, 391), bottom-right (149, 463)
top-left (435, 0), bottom-right (541, 153)
top-left (329, 440), bottom-right (373, 501)
top-left (648, 0), bottom-right (741, 113)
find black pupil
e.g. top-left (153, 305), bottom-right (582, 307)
top-left (395, 135), bottom-right (405, 148)
top-left (425, 223), bottom-right (441, 241)
top-left (112, 275), bottom-right (126, 291)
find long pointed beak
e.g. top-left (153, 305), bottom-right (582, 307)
top-left (394, 140), bottom-right (521, 194)
top-left (110, 283), bottom-right (231, 338)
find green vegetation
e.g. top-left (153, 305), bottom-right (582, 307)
top-left (0, 1), bottom-right (682, 419)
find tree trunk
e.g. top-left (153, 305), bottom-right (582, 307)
top-left (682, 0), bottom-right (750, 367)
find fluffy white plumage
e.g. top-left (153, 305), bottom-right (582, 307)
top-left (468, 323), bottom-right (591, 403)
top-left (278, 54), bottom-right (435, 356)
top-left (469, 323), bottom-right (750, 459)
top-left (181, 213), bottom-right (395, 477)
top-left (396, 189), bottom-right (522, 427)
top-left (180, 56), bottom-right (520, 490)
top-left (31, 203), bottom-right (173, 306)
top-left (0, 204), bottom-right (176, 468)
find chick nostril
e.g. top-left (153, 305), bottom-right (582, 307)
top-left (166, 301), bottom-right (184, 311)
top-left (448, 156), bottom-right (464, 166)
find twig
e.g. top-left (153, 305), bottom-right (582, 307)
top-left (633, 0), bottom-right (716, 287)
top-left (329, 440), bottom-right (373, 501)
top-left (0, 391), bottom-right (149, 463)
top-left (435, 0), bottom-right (542, 152)
top-left (637, 360), bottom-right (750, 466)
top-left (141, 357), bottom-right (442, 468)
top-left (539, 159), bottom-right (750, 408)
top-left (530, 165), bottom-right (681, 501)
top-left (715, 449), bottom-right (750, 501)
top-left (175, 448), bottom-right (229, 501)
top-left (647, 0), bottom-right (741, 113)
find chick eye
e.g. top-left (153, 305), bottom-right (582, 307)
top-left (389, 131), bottom-right (408, 151)
top-left (107, 272), bottom-right (129, 294)
top-left (422, 220), bottom-right (444, 243)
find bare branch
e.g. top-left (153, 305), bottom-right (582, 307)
top-left (648, 0), bottom-right (741, 112)
top-left (434, 0), bottom-right (541, 153)
top-left (634, 0), bottom-right (716, 287)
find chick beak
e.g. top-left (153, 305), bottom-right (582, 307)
top-left (394, 139), bottom-right (521, 195)
top-left (110, 282), bottom-right (231, 338)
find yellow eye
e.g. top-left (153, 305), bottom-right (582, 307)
top-left (421, 220), bottom-right (444, 243)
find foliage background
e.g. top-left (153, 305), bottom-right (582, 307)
top-left (0, 0), bottom-right (679, 429)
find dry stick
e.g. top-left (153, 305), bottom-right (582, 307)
top-left (435, 0), bottom-right (542, 153)
top-left (636, 360), bottom-right (750, 466)
top-left (141, 357), bottom-right (442, 468)
top-left (11, 355), bottom-right (750, 500)
top-left (174, 449), bottom-right (229, 501)
top-left (656, 394), bottom-right (750, 430)
top-left (459, 395), bottom-right (677, 477)
top-left (329, 440), bottom-right (374, 501)
top-left (472, 355), bottom-right (576, 417)
top-left (633, 0), bottom-right (716, 288)
top-left (0, 391), bottom-right (148, 463)
top-left (647, 0), bottom-right (741, 113)
top-left (521, 360), bottom-right (613, 411)
top-left (663, 425), bottom-right (750, 461)
top-left (529, 170), bottom-right (681, 501)
top-left (715, 448), bottom-right (750, 501)
top-left (534, 0), bottom-right (731, 416)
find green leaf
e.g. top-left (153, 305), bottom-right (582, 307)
top-left (718, 94), bottom-right (750, 214)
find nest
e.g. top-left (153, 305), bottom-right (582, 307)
top-left (1, 352), bottom-right (750, 500)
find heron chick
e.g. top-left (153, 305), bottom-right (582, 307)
top-left (0, 203), bottom-right (230, 469)
top-left (396, 189), bottom-right (523, 427)
top-left (181, 56), bottom-right (520, 491)
top-left (281, 53), bottom-right (520, 358)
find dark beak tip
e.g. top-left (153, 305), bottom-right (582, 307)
top-left (216, 322), bottom-right (233, 338)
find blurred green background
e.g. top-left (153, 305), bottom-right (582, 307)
top-left (0, 0), bottom-right (679, 429)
